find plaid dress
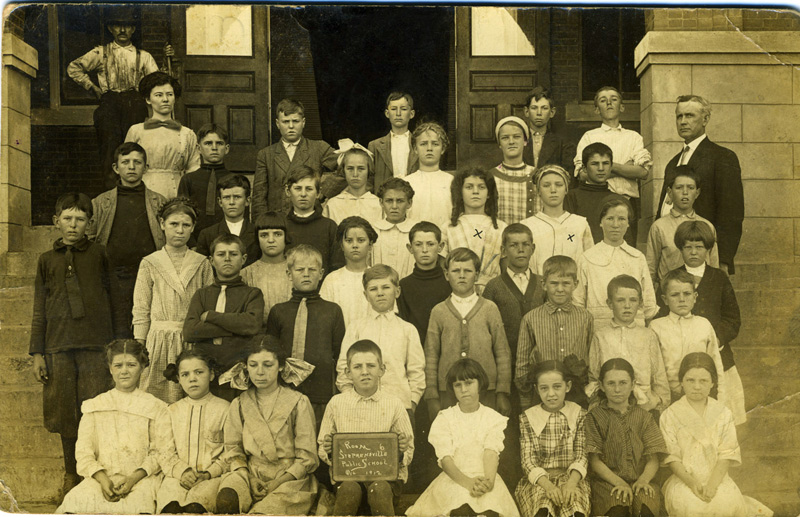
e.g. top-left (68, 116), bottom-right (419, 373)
top-left (515, 401), bottom-right (590, 517)
top-left (585, 401), bottom-right (667, 516)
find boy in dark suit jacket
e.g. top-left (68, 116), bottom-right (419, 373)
top-left (657, 95), bottom-right (743, 274)
top-left (196, 175), bottom-right (260, 266)
top-left (252, 99), bottom-right (338, 220)
top-left (368, 91), bottom-right (420, 193)
top-left (522, 86), bottom-right (575, 178)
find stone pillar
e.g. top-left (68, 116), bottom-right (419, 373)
top-left (1, 33), bottom-right (38, 255)
top-left (635, 31), bottom-right (800, 266)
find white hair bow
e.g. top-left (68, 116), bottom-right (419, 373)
top-left (334, 138), bottom-right (374, 166)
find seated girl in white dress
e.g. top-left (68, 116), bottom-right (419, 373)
top-left (155, 349), bottom-right (230, 514)
top-left (215, 335), bottom-right (319, 515)
top-left (660, 352), bottom-right (772, 517)
top-left (57, 340), bottom-right (166, 514)
top-left (407, 358), bottom-right (519, 517)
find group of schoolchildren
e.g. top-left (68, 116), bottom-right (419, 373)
top-left (30, 71), bottom-right (769, 517)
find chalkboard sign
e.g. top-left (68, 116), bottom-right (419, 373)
top-left (331, 432), bottom-right (399, 482)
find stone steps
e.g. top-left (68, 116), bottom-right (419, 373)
top-left (0, 458), bottom-right (62, 505)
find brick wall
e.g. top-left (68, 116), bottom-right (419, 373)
top-left (646, 8), bottom-right (799, 31)
top-left (549, 8), bottom-right (581, 129)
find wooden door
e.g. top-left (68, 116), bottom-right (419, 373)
top-left (170, 5), bottom-right (270, 172)
top-left (455, 7), bottom-right (550, 168)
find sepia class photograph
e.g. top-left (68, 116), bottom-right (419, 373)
top-left (1, 3), bottom-right (799, 516)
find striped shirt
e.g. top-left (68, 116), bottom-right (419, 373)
top-left (515, 301), bottom-right (594, 398)
top-left (586, 321), bottom-right (671, 411)
top-left (585, 400), bottom-right (667, 482)
top-left (492, 163), bottom-right (540, 224)
top-left (318, 388), bottom-right (415, 481)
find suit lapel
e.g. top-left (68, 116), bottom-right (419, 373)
top-left (537, 132), bottom-right (556, 167)
top-left (378, 134), bottom-right (393, 172)
top-left (274, 142), bottom-right (291, 176)
top-left (292, 138), bottom-right (311, 168)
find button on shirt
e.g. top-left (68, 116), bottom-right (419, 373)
top-left (390, 131), bottom-right (412, 177)
top-left (573, 124), bottom-right (652, 198)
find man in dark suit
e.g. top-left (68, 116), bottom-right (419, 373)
top-left (657, 95), bottom-right (744, 274)
top-left (251, 99), bottom-right (338, 220)
top-left (523, 86), bottom-right (576, 179)
top-left (368, 91), bottom-right (420, 193)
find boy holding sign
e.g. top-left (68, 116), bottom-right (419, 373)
top-left (318, 340), bottom-right (414, 516)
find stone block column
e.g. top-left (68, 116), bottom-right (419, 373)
top-left (1, 33), bottom-right (38, 255)
top-left (635, 31), bottom-right (800, 265)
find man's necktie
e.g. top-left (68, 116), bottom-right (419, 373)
top-left (291, 297), bottom-right (308, 360)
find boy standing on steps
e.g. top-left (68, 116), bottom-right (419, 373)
top-left (368, 91), bottom-right (419, 192)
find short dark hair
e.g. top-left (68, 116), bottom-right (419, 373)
top-left (593, 85), bottom-right (623, 107)
top-left (336, 216), bottom-right (378, 245)
top-left (446, 247), bottom-right (481, 272)
top-left (674, 220), bottom-right (715, 250)
top-left (285, 165), bottom-right (319, 190)
top-left (582, 142), bottom-right (613, 166)
top-left (532, 360), bottom-right (570, 386)
top-left (660, 268), bottom-right (696, 295)
top-left (113, 142), bottom-right (147, 165)
top-left (524, 86), bottom-right (554, 109)
top-left (668, 165), bottom-right (701, 190)
top-left (196, 123), bottom-right (229, 144)
top-left (597, 358), bottom-right (636, 403)
top-left (377, 177), bottom-right (415, 202)
top-left (55, 192), bottom-right (93, 218)
top-left (254, 212), bottom-right (291, 245)
top-left (217, 173), bottom-right (251, 198)
top-left (445, 358), bottom-right (489, 395)
top-left (502, 223), bottom-right (533, 247)
top-left (541, 255), bottom-right (577, 282)
top-left (362, 264), bottom-right (399, 289)
top-left (138, 71), bottom-right (182, 99)
top-left (346, 339), bottom-right (383, 366)
top-left (209, 233), bottom-right (246, 256)
top-left (386, 91), bottom-right (414, 109)
top-left (105, 339), bottom-right (149, 367)
top-left (244, 334), bottom-right (287, 367)
top-left (276, 98), bottom-right (304, 118)
top-left (158, 197), bottom-right (197, 224)
top-left (408, 221), bottom-right (442, 244)
top-left (606, 274), bottom-right (642, 301)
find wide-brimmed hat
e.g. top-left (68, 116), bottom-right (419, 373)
top-left (105, 6), bottom-right (139, 25)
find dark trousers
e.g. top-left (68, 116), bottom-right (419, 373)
top-left (43, 350), bottom-right (112, 438)
top-left (109, 264), bottom-right (139, 339)
top-left (94, 90), bottom-right (148, 190)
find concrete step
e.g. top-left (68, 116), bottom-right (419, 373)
top-left (0, 355), bottom-right (33, 385)
top-left (0, 458), bottom-right (62, 504)
top-left (0, 326), bottom-right (32, 357)
top-left (731, 262), bottom-right (800, 290)
top-left (0, 285), bottom-right (34, 327)
top-left (1, 384), bottom-right (44, 423)
top-left (736, 347), bottom-right (800, 410)
top-left (0, 252), bottom-right (40, 278)
top-left (0, 425), bottom-right (62, 459)
top-left (0, 275), bottom-right (35, 289)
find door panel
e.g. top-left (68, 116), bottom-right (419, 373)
top-left (170, 5), bottom-right (269, 172)
top-left (456, 7), bottom-right (550, 169)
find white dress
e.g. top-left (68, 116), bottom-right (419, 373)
top-left (126, 124), bottom-right (201, 199)
top-left (57, 389), bottom-right (167, 514)
top-left (520, 211), bottom-right (594, 275)
top-left (660, 397), bottom-right (772, 517)
top-left (241, 260), bottom-right (292, 325)
top-left (406, 404), bottom-right (520, 517)
top-left (406, 169), bottom-right (454, 229)
top-left (155, 392), bottom-right (231, 512)
top-left (445, 214), bottom-right (507, 292)
top-left (319, 267), bottom-right (371, 328)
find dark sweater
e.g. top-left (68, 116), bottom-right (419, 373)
top-left (266, 288), bottom-right (345, 404)
top-left (183, 277), bottom-right (264, 369)
top-left (285, 206), bottom-right (342, 273)
top-left (397, 262), bottom-right (452, 342)
top-left (177, 163), bottom-right (232, 240)
top-left (195, 219), bottom-right (261, 267)
top-left (29, 238), bottom-right (124, 354)
top-left (482, 267), bottom-right (546, 366)
top-left (107, 182), bottom-right (156, 267)
top-left (563, 181), bottom-right (635, 246)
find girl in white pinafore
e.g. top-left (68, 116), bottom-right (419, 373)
top-left (57, 340), bottom-right (166, 514)
top-left (133, 198), bottom-right (213, 403)
top-left (407, 359), bottom-right (519, 517)
top-left (155, 349), bottom-right (230, 514)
